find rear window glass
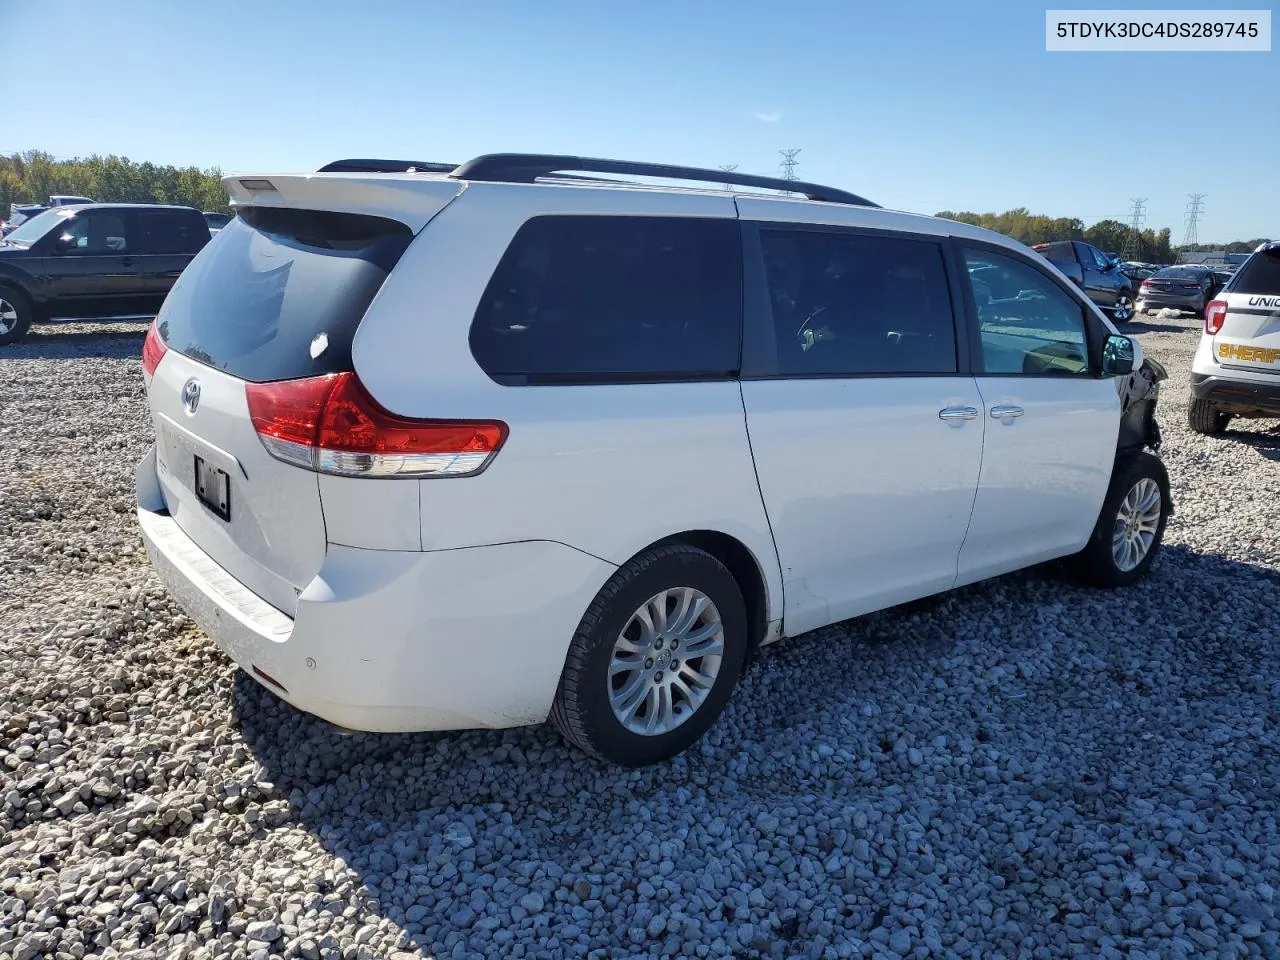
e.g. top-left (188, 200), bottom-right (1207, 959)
top-left (1152, 267), bottom-right (1206, 280)
top-left (1035, 242), bottom-right (1073, 263)
top-left (157, 207), bottom-right (411, 382)
top-left (469, 215), bottom-right (742, 385)
top-left (1231, 249), bottom-right (1280, 295)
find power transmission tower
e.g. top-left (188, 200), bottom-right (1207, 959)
top-left (1122, 198), bottom-right (1146, 261)
top-left (779, 149), bottom-right (801, 194)
top-left (718, 164), bottom-right (738, 191)
top-left (1182, 193), bottom-right (1206, 249)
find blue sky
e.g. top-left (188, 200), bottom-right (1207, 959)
top-left (1, 0), bottom-right (1274, 240)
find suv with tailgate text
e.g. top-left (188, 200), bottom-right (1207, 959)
top-left (1188, 241), bottom-right (1280, 433)
top-left (136, 154), bottom-right (1170, 765)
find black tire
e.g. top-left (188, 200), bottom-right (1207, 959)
top-left (0, 285), bottom-right (33, 346)
top-left (1111, 289), bottom-right (1135, 323)
top-left (1069, 452), bottom-right (1170, 588)
top-left (1187, 397), bottom-right (1230, 435)
top-left (550, 543), bottom-right (748, 766)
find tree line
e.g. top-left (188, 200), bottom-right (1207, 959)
top-left (935, 207), bottom-right (1178, 262)
top-left (935, 207), bottom-right (1269, 262)
top-left (1, 151), bottom-right (231, 216)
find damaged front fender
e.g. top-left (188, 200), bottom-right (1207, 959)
top-left (1117, 356), bottom-right (1167, 453)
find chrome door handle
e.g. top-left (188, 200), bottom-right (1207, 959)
top-left (938, 406), bottom-right (980, 421)
top-left (990, 405), bottom-right (1025, 419)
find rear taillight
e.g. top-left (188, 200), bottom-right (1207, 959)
top-left (1139, 281), bottom-right (1151, 291)
top-left (245, 372), bottom-right (507, 478)
top-left (1205, 300), bottom-right (1228, 335)
top-left (141, 320), bottom-right (167, 378)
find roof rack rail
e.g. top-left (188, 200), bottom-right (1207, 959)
top-left (449, 153), bottom-right (878, 207)
top-left (317, 158), bottom-right (459, 174)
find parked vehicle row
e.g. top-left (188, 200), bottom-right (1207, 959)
top-left (135, 153), bottom-right (1170, 765)
top-left (0, 203), bottom-right (210, 344)
top-left (1121, 261), bottom-right (1161, 285)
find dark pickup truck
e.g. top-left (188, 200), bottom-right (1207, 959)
top-left (0, 203), bottom-right (209, 345)
top-left (1032, 240), bottom-right (1136, 322)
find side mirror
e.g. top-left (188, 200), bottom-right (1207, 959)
top-left (1102, 334), bottom-right (1137, 376)
top-left (53, 234), bottom-right (78, 253)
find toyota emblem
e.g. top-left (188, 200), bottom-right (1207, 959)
top-left (181, 378), bottom-right (202, 415)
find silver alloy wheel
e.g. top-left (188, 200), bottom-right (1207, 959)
top-left (1113, 295), bottom-right (1135, 322)
top-left (1112, 477), bottom-right (1161, 572)
top-left (608, 586), bottom-right (724, 736)
top-left (0, 298), bottom-right (17, 335)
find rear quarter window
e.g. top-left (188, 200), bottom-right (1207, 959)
top-left (139, 210), bottom-right (211, 255)
top-left (469, 215), bottom-right (743, 385)
top-left (1231, 249), bottom-right (1280, 295)
top-left (156, 207), bottom-right (412, 382)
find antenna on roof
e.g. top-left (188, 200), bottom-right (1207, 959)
top-left (718, 163), bottom-right (738, 191)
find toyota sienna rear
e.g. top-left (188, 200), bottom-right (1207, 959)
top-left (139, 154), bottom-right (1168, 765)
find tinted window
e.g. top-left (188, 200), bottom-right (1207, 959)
top-left (963, 247), bottom-right (1090, 376)
top-left (138, 211), bottom-right (206, 254)
top-left (1231, 248), bottom-right (1280, 295)
top-left (470, 216), bottom-right (741, 384)
top-left (756, 229), bottom-right (956, 377)
top-left (157, 207), bottom-right (412, 383)
top-left (61, 210), bottom-right (134, 253)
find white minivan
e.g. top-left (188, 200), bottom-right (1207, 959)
top-left (137, 154), bottom-right (1170, 765)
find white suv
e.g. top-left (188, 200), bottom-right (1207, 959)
top-left (136, 154), bottom-right (1170, 765)
top-left (1188, 241), bottom-right (1280, 434)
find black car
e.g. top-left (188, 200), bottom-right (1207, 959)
top-left (1135, 265), bottom-right (1221, 316)
top-left (1031, 240), bottom-right (1136, 321)
top-left (0, 204), bottom-right (210, 344)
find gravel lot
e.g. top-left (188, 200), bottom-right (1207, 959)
top-left (1, 314), bottom-right (1277, 960)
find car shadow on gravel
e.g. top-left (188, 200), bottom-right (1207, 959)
top-left (1119, 319), bottom-right (1193, 334)
top-left (226, 541), bottom-right (1280, 957)
top-left (1, 325), bottom-right (149, 360)
top-left (1225, 425), bottom-right (1280, 462)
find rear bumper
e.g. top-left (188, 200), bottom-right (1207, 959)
top-left (1137, 292), bottom-right (1203, 312)
top-left (137, 446), bottom-right (613, 732)
top-left (1190, 374), bottom-right (1280, 415)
